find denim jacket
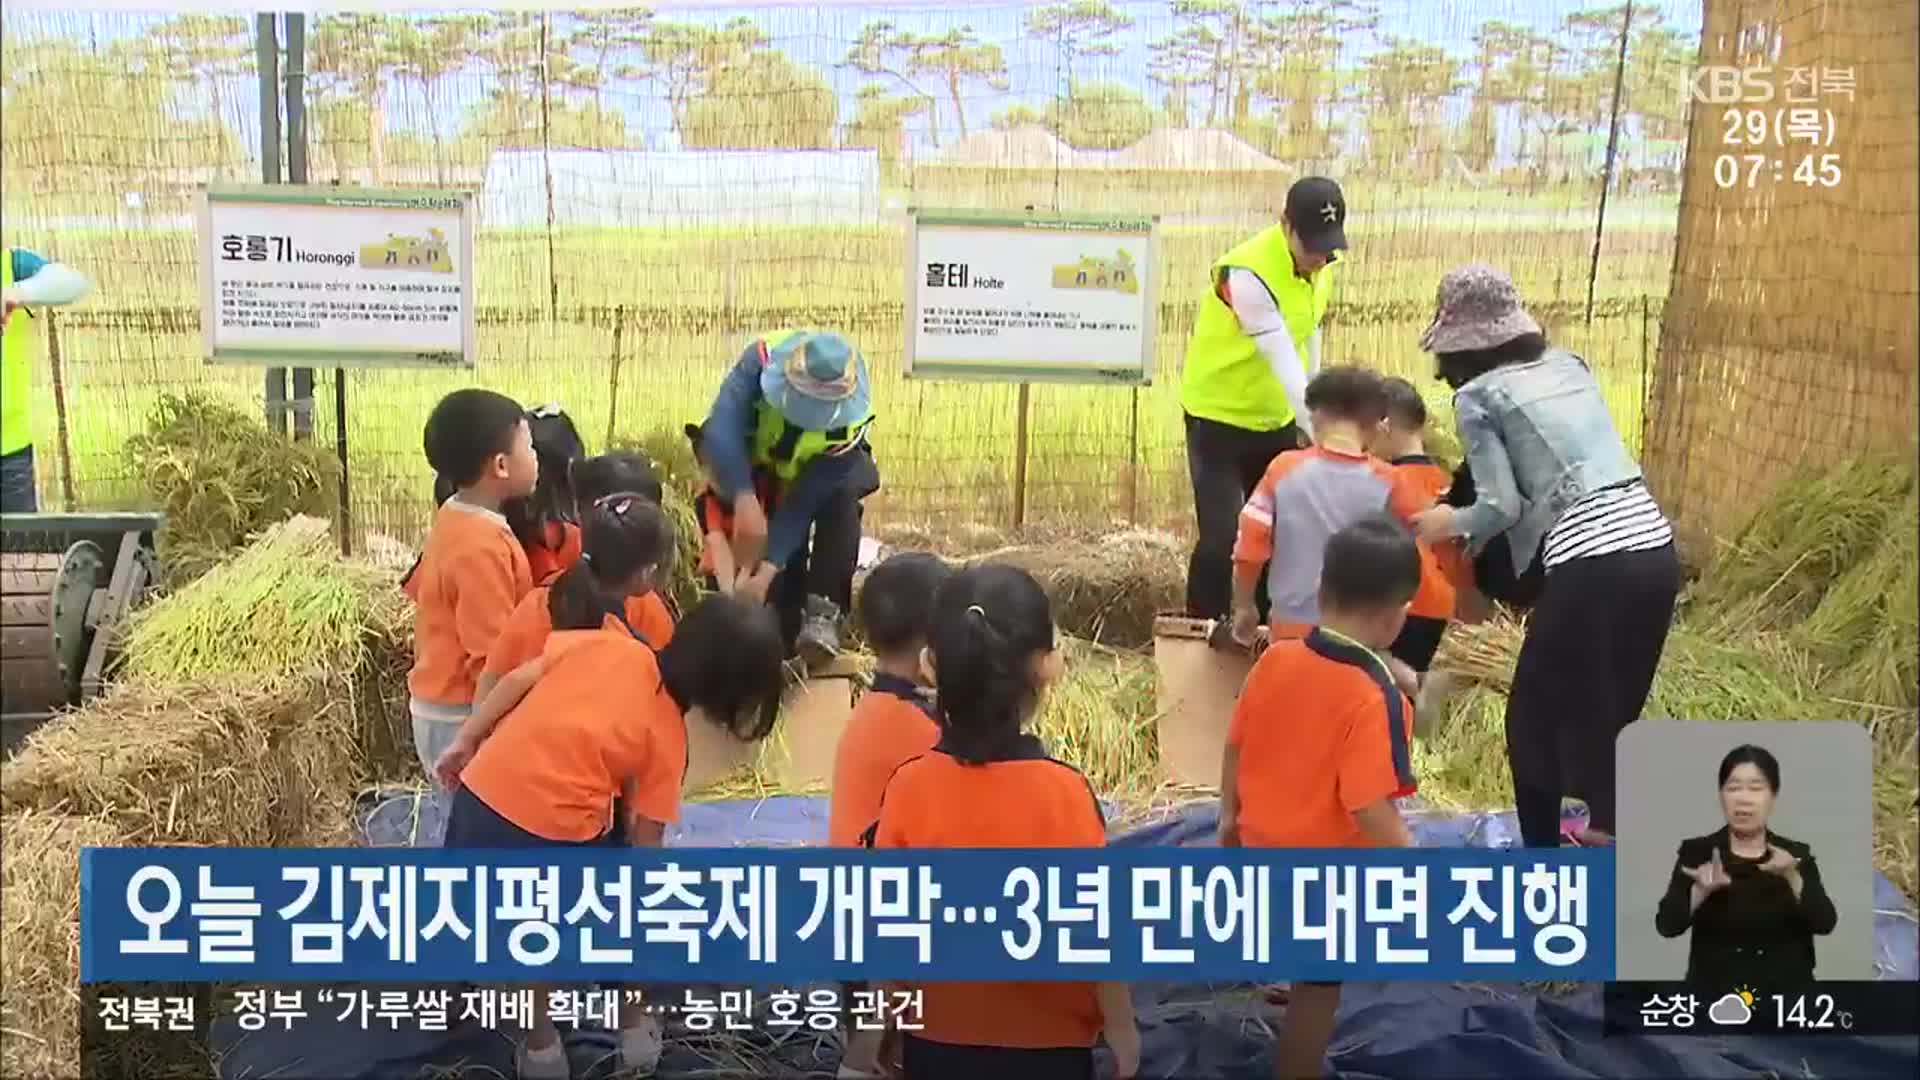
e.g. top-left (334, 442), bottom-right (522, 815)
top-left (1450, 347), bottom-right (1642, 575)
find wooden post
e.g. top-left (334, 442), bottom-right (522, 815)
top-left (46, 311), bottom-right (76, 509)
top-left (1126, 386), bottom-right (1141, 526)
top-left (1012, 384), bottom-right (1032, 531)
top-left (335, 370), bottom-right (351, 556)
top-left (605, 305), bottom-right (626, 447)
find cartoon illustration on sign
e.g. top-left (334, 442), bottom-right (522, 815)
top-left (1052, 249), bottom-right (1138, 294)
top-left (360, 228), bottom-right (455, 273)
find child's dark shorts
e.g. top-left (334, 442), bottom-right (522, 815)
top-left (443, 785), bottom-right (613, 848)
top-left (900, 1037), bottom-right (1093, 1080)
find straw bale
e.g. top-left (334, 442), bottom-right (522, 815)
top-left (0, 677), bottom-right (358, 847)
top-left (1109, 128), bottom-right (1286, 172)
top-left (966, 530), bottom-right (1186, 648)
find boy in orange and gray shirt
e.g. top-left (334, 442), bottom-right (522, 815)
top-left (1221, 514), bottom-right (1423, 1080)
top-left (404, 389), bottom-right (540, 781)
top-left (1228, 366), bottom-right (1435, 651)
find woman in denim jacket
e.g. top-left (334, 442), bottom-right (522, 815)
top-left (1410, 264), bottom-right (1680, 848)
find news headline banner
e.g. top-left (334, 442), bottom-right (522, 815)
top-left (82, 848), bottom-right (1613, 983)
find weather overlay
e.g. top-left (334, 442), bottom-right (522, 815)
top-left (1602, 981), bottom-right (1920, 1036)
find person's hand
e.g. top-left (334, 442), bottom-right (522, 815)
top-left (1412, 505), bottom-right (1457, 543)
top-left (1, 288), bottom-right (20, 328)
top-left (731, 491), bottom-right (768, 547)
top-left (433, 734), bottom-right (479, 792)
top-left (1682, 848), bottom-right (1732, 897)
top-left (736, 562), bottom-right (777, 603)
top-left (1759, 846), bottom-right (1801, 877)
top-left (1228, 606), bottom-right (1260, 649)
top-left (1105, 1019), bottom-right (1141, 1080)
top-left (1386, 656), bottom-right (1420, 699)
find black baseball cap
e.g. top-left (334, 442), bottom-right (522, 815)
top-left (1284, 176), bottom-right (1348, 254)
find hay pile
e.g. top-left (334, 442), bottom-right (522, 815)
top-left (1427, 456), bottom-right (1919, 898)
top-left (1, 812), bottom-right (210, 1080)
top-left (123, 392), bottom-right (339, 583)
top-left (1, 811), bottom-right (124, 1080)
top-left (3, 516), bottom-right (411, 842)
top-left (966, 531), bottom-right (1186, 648)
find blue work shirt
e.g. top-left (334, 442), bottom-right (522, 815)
top-left (700, 344), bottom-right (867, 568)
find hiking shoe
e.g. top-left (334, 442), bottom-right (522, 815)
top-left (797, 595), bottom-right (843, 668)
top-left (620, 1015), bottom-right (663, 1076)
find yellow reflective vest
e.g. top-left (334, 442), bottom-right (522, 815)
top-left (1178, 225), bottom-right (1335, 432)
top-left (1, 250), bottom-right (35, 456)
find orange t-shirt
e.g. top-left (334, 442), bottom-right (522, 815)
top-left (1389, 455), bottom-right (1457, 620)
top-left (522, 521), bottom-right (583, 587)
top-left (483, 587), bottom-right (676, 678)
top-left (827, 673), bottom-right (941, 847)
top-left (460, 619), bottom-right (687, 842)
top-left (873, 737), bottom-right (1107, 1050)
top-left (1228, 629), bottom-right (1416, 849)
top-left (405, 501), bottom-right (535, 707)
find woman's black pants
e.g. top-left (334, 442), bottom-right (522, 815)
top-left (1506, 542), bottom-right (1680, 846)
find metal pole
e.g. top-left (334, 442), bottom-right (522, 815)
top-left (256, 14), bottom-right (287, 435)
top-left (285, 13), bottom-right (315, 442)
top-left (1585, 1), bottom-right (1636, 326)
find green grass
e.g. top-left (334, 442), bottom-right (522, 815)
top-left (10, 215), bottom-right (1671, 542)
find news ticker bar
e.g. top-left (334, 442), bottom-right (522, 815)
top-left (1603, 981), bottom-right (1919, 1038)
top-left (81, 847), bottom-right (1614, 983)
top-left (85, 981), bottom-right (1919, 1042)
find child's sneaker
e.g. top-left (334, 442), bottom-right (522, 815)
top-left (620, 1015), bottom-right (663, 1076)
top-left (518, 1038), bottom-right (570, 1080)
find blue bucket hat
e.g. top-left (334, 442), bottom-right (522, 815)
top-left (759, 331), bottom-right (871, 433)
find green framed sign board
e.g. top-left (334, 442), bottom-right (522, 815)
top-left (197, 183), bottom-right (477, 368)
top-left (902, 208), bottom-right (1160, 386)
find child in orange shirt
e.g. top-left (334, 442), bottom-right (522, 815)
top-left (404, 389), bottom-right (539, 781)
top-left (438, 495), bottom-right (787, 1080)
top-left (475, 452), bottom-right (674, 706)
top-left (871, 565), bottom-right (1140, 1080)
top-left (1371, 378), bottom-right (1456, 675)
top-left (506, 404), bottom-right (588, 586)
top-left (827, 551), bottom-right (952, 1078)
top-left (1229, 367), bottom-right (1434, 652)
top-left (1219, 514), bottom-right (1422, 1080)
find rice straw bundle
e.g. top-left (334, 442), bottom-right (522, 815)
top-left (122, 515), bottom-right (405, 687)
top-left (968, 531), bottom-right (1186, 648)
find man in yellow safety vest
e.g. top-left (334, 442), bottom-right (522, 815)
top-left (1176, 176), bottom-right (1347, 623)
top-left (2, 245), bottom-right (92, 513)
top-left (696, 328), bottom-right (878, 666)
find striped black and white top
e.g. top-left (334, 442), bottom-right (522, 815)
top-left (1541, 481), bottom-right (1674, 570)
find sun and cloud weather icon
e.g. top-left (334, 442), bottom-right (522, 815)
top-left (1708, 987), bottom-right (1758, 1025)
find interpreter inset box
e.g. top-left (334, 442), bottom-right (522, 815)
top-left (1614, 721), bottom-right (1873, 984)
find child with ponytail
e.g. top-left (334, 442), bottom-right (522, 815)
top-left (475, 450), bottom-right (673, 705)
top-left (868, 564), bottom-right (1139, 1080)
top-left (436, 493), bottom-right (787, 1080)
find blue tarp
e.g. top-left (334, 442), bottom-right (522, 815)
top-left (209, 791), bottom-right (1919, 1079)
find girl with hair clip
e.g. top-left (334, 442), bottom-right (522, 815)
top-left (473, 451), bottom-right (676, 708)
top-left (436, 493), bottom-right (788, 1080)
top-left (868, 564), bottom-right (1140, 1080)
